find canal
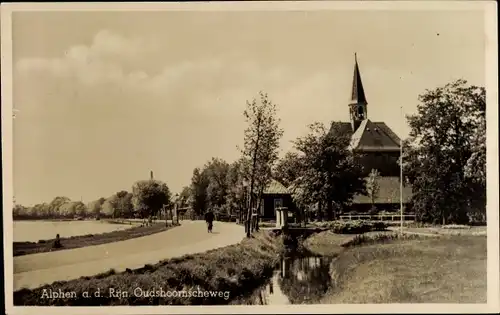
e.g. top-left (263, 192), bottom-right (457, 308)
top-left (232, 254), bottom-right (337, 305)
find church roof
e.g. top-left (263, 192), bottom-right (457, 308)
top-left (329, 121), bottom-right (401, 152)
top-left (349, 119), bottom-right (401, 151)
top-left (353, 176), bottom-right (412, 204)
top-left (287, 176), bottom-right (412, 205)
top-left (263, 179), bottom-right (290, 195)
top-left (350, 53), bottom-right (367, 105)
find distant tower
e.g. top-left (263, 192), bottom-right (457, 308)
top-left (150, 170), bottom-right (154, 180)
top-left (349, 53), bottom-right (368, 132)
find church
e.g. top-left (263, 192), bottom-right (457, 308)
top-left (330, 54), bottom-right (412, 212)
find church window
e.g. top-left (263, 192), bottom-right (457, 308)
top-left (358, 106), bottom-right (364, 116)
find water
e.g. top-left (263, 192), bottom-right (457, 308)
top-left (13, 220), bottom-right (134, 242)
top-left (235, 255), bottom-right (336, 305)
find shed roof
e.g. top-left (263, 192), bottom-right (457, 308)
top-left (263, 179), bottom-right (290, 195)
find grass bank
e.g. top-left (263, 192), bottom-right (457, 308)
top-left (14, 223), bottom-right (178, 257)
top-left (305, 231), bottom-right (486, 303)
top-left (14, 230), bottom-right (284, 306)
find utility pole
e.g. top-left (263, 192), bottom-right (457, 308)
top-left (400, 106), bottom-right (404, 234)
top-left (150, 170), bottom-right (154, 180)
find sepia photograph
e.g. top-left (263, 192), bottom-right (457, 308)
top-left (1, 1), bottom-right (498, 314)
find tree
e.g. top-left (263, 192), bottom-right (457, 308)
top-left (59, 201), bottom-right (85, 218)
top-left (241, 92), bottom-right (283, 237)
top-left (366, 169), bottom-right (381, 213)
top-left (225, 158), bottom-right (250, 219)
top-left (465, 114), bottom-right (486, 185)
top-left (100, 198), bottom-right (116, 218)
top-left (73, 201), bottom-right (87, 217)
top-left (48, 196), bottom-right (71, 218)
top-left (190, 167), bottom-right (210, 216)
top-left (293, 122), bottom-right (366, 220)
top-left (87, 197), bottom-right (106, 218)
top-left (404, 79), bottom-right (485, 224)
top-left (178, 186), bottom-right (192, 208)
top-left (110, 191), bottom-right (134, 218)
top-left (31, 202), bottom-right (51, 218)
top-left (132, 180), bottom-right (172, 221)
top-left (273, 152), bottom-right (303, 188)
top-left (13, 204), bottom-right (28, 219)
top-left (204, 158), bottom-right (230, 210)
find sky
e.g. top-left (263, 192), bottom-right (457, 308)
top-left (11, 8), bottom-right (486, 206)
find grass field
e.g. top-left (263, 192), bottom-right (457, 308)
top-left (14, 223), bottom-right (177, 257)
top-left (306, 232), bottom-right (487, 304)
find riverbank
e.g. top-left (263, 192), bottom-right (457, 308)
top-left (305, 231), bottom-right (487, 303)
top-left (14, 223), bottom-right (177, 257)
top-left (14, 229), bottom-right (284, 305)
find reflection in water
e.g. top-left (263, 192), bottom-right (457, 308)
top-left (237, 255), bottom-right (335, 305)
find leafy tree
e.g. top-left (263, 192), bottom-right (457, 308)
top-left (132, 180), bottom-right (172, 220)
top-left (12, 204), bottom-right (28, 219)
top-left (404, 79), bottom-right (485, 224)
top-left (293, 122), bottom-right (366, 220)
top-left (273, 152), bottom-right (303, 188)
top-left (178, 186), bottom-right (192, 208)
top-left (225, 158), bottom-right (250, 219)
top-left (48, 196), bottom-right (71, 218)
top-left (87, 197), bottom-right (106, 218)
top-left (110, 190), bottom-right (134, 218)
top-left (100, 198), bottom-right (116, 218)
top-left (32, 203), bottom-right (51, 218)
top-left (240, 92), bottom-right (283, 237)
top-left (58, 201), bottom-right (83, 218)
top-left (73, 201), bottom-right (87, 217)
top-left (204, 158), bottom-right (230, 209)
top-left (465, 114), bottom-right (486, 185)
top-left (190, 167), bottom-right (210, 216)
top-left (366, 169), bottom-right (381, 212)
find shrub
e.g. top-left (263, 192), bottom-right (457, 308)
top-left (341, 232), bottom-right (428, 248)
top-left (322, 220), bottom-right (388, 234)
top-left (442, 224), bottom-right (471, 230)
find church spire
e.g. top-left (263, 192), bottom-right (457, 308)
top-left (350, 53), bottom-right (367, 105)
top-left (349, 53), bottom-right (368, 131)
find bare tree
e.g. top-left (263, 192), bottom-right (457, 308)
top-left (241, 92), bottom-right (283, 237)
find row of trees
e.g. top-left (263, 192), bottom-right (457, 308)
top-left (13, 180), bottom-right (173, 221)
top-left (185, 79), bottom-right (486, 234)
top-left (15, 80), bottom-right (486, 230)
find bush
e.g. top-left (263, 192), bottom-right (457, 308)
top-left (441, 224), bottom-right (471, 230)
top-left (323, 220), bottom-right (388, 234)
top-left (341, 232), bottom-right (427, 248)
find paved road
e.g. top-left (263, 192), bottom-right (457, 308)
top-left (13, 221), bottom-right (244, 291)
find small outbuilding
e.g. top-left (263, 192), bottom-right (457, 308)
top-left (259, 179), bottom-right (295, 220)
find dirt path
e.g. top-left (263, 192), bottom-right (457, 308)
top-left (13, 221), bottom-right (244, 290)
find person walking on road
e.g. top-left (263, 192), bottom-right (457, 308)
top-left (205, 209), bottom-right (215, 233)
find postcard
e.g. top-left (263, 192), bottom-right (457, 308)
top-left (1, 1), bottom-right (498, 314)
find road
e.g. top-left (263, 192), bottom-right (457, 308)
top-left (13, 221), bottom-right (244, 291)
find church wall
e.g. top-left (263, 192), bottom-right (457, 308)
top-left (357, 151), bottom-right (400, 177)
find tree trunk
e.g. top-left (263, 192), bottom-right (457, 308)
top-left (246, 113), bottom-right (263, 238)
top-left (326, 200), bottom-right (333, 221)
top-left (317, 202), bottom-right (323, 222)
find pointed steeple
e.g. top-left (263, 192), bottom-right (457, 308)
top-left (348, 53), bottom-right (368, 132)
top-left (350, 53), bottom-right (367, 105)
